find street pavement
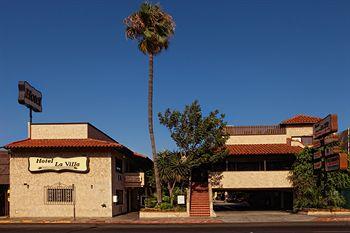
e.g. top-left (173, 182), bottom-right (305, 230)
top-left (1, 223), bottom-right (350, 233)
top-left (1, 211), bottom-right (350, 225)
top-left (216, 210), bottom-right (317, 223)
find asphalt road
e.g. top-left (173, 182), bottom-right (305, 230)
top-left (1, 223), bottom-right (350, 233)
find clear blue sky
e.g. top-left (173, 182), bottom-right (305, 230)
top-left (1, 0), bottom-right (350, 156)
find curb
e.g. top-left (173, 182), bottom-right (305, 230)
top-left (0, 219), bottom-right (224, 225)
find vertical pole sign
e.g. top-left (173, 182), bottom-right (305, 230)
top-left (18, 81), bottom-right (43, 123)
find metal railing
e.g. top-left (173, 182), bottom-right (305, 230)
top-left (44, 183), bottom-right (75, 205)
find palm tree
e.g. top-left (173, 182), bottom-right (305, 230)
top-left (124, 2), bottom-right (175, 204)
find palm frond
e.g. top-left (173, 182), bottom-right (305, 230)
top-left (124, 2), bottom-right (175, 55)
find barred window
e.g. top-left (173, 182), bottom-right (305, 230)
top-left (45, 184), bottom-right (74, 205)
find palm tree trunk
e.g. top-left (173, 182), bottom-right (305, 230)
top-left (148, 53), bottom-right (162, 204)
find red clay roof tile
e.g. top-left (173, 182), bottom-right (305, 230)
top-left (5, 138), bottom-right (123, 149)
top-left (281, 115), bottom-right (321, 125)
top-left (226, 144), bottom-right (302, 155)
top-left (133, 152), bottom-right (147, 158)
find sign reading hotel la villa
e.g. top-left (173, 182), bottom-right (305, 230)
top-left (29, 157), bottom-right (88, 172)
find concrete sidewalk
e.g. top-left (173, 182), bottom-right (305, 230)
top-left (1, 211), bottom-right (350, 224)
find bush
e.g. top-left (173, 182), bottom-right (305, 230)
top-left (290, 147), bottom-right (350, 211)
top-left (145, 196), bottom-right (157, 208)
top-left (159, 202), bottom-right (173, 210)
top-left (162, 195), bottom-right (170, 203)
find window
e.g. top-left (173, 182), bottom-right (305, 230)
top-left (292, 136), bottom-right (313, 146)
top-left (266, 160), bottom-right (294, 170)
top-left (45, 184), bottom-right (74, 205)
top-left (115, 190), bottom-right (123, 205)
top-left (301, 136), bottom-right (313, 146)
top-left (236, 161), bottom-right (260, 171)
top-left (115, 158), bottom-right (123, 173)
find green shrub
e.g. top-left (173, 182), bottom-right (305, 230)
top-left (290, 147), bottom-right (350, 211)
top-left (162, 195), bottom-right (170, 203)
top-left (159, 202), bottom-right (173, 210)
top-left (145, 196), bottom-right (157, 208)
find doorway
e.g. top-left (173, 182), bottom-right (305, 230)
top-left (0, 185), bottom-right (9, 216)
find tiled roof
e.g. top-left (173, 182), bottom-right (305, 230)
top-left (281, 115), bottom-right (321, 125)
top-left (5, 138), bottom-right (124, 149)
top-left (133, 152), bottom-right (147, 158)
top-left (226, 144), bottom-right (302, 155)
top-left (225, 125), bottom-right (286, 135)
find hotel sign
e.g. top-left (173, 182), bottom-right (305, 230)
top-left (18, 81), bottom-right (42, 112)
top-left (313, 114), bottom-right (338, 139)
top-left (124, 172), bottom-right (145, 188)
top-left (29, 157), bottom-right (88, 172)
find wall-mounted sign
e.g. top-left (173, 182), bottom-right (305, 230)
top-left (177, 195), bottom-right (185, 205)
top-left (124, 172), bottom-right (145, 187)
top-left (18, 81), bottom-right (42, 112)
top-left (29, 157), bottom-right (88, 172)
top-left (313, 114), bottom-right (338, 139)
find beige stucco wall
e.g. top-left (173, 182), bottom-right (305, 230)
top-left (226, 126), bottom-right (313, 145)
top-left (30, 124), bottom-right (89, 139)
top-left (30, 124), bottom-right (115, 142)
top-left (209, 171), bottom-right (292, 189)
top-left (286, 126), bottom-right (313, 137)
top-left (226, 134), bottom-right (287, 145)
top-left (10, 151), bottom-right (114, 218)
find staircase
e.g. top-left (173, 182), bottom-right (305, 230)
top-left (190, 182), bottom-right (210, 217)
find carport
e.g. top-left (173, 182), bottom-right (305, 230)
top-left (212, 189), bottom-right (293, 211)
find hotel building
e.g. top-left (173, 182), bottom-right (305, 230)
top-left (5, 123), bottom-right (151, 218)
top-left (190, 115), bottom-right (321, 216)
